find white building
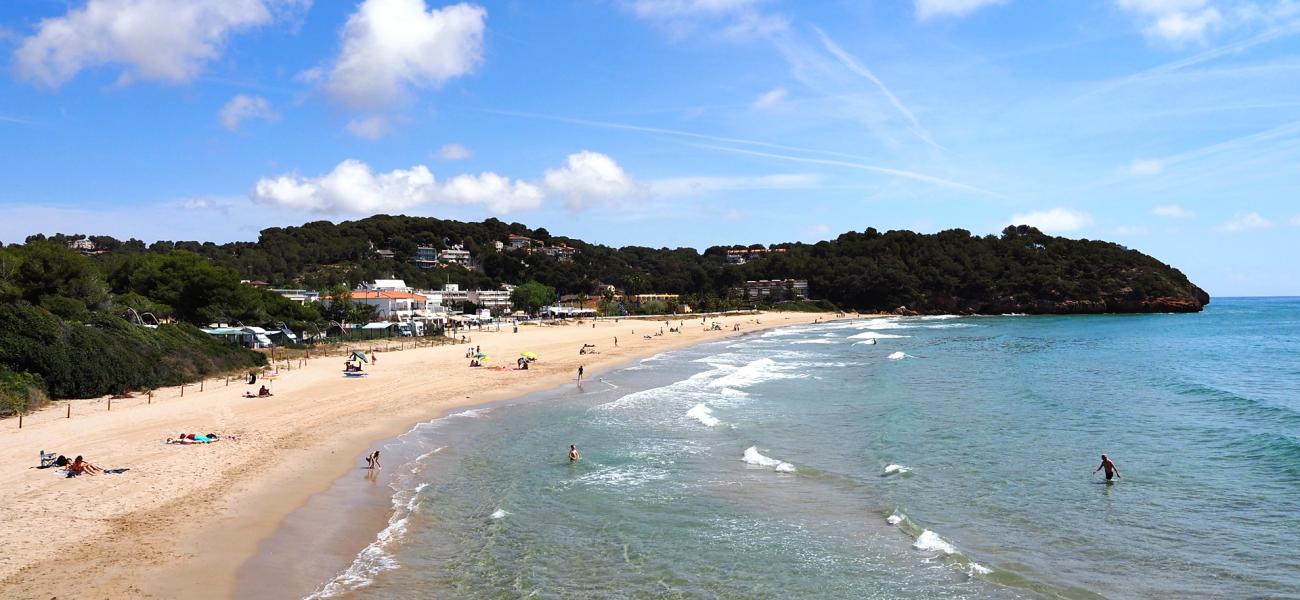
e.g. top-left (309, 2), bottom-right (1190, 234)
top-left (364, 279), bottom-right (410, 292)
top-left (439, 245), bottom-right (472, 267)
top-left (437, 283), bottom-right (469, 306)
top-left (270, 288), bottom-right (321, 305)
top-left (469, 289), bottom-right (512, 312)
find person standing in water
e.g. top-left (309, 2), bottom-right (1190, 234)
top-left (569, 445), bottom-right (580, 462)
top-left (577, 365), bottom-right (584, 382)
top-left (1093, 454), bottom-right (1120, 481)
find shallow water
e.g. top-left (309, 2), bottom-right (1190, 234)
top-left (311, 299), bottom-right (1300, 599)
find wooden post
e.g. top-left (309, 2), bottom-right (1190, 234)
top-left (200, 380), bottom-right (205, 392)
top-left (226, 377), bottom-right (230, 387)
top-left (17, 412), bottom-right (21, 429)
top-left (108, 398), bottom-right (112, 411)
top-left (149, 390), bottom-right (153, 405)
top-left (180, 384), bottom-right (185, 397)
top-left (67, 403), bottom-right (71, 419)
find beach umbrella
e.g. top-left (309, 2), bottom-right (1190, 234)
top-left (521, 351), bottom-right (538, 360)
top-left (350, 351), bottom-right (369, 363)
top-left (475, 352), bottom-right (488, 358)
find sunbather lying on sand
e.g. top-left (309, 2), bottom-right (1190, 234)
top-left (64, 455), bottom-right (102, 477)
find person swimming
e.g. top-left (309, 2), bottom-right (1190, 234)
top-left (568, 445), bottom-right (580, 462)
top-left (1093, 454), bottom-right (1121, 481)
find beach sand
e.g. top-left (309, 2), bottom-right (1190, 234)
top-left (0, 312), bottom-right (835, 599)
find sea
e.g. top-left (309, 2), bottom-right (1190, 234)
top-left (306, 297), bottom-right (1300, 599)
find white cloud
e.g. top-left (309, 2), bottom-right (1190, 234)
top-left (1217, 211), bottom-right (1272, 232)
top-left (542, 151), bottom-right (637, 210)
top-left (1008, 208), bottom-right (1094, 233)
top-left (345, 115), bottom-right (392, 140)
top-left (438, 172), bottom-right (543, 214)
top-left (752, 87), bottom-right (789, 111)
top-left (1152, 204), bottom-right (1194, 218)
top-left (1128, 158), bottom-right (1165, 175)
top-left (14, 0), bottom-right (300, 88)
top-left (220, 94), bottom-right (278, 131)
top-left (1116, 0), bottom-right (1222, 45)
top-left (438, 143), bottom-right (473, 160)
top-left (915, 0), bottom-right (1009, 20)
top-left (326, 0), bottom-right (486, 111)
top-left (250, 159), bottom-right (540, 215)
top-left (1291, 214), bottom-right (1300, 226)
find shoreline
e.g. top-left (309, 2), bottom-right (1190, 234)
top-left (0, 311), bottom-right (843, 599)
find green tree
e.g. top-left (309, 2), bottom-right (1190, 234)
top-left (510, 281), bottom-right (555, 314)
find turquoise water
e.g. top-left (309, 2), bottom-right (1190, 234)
top-left (311, 298), bottom-right (1300, 599)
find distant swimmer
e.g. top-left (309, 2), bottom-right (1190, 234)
top-left (1093, 454), bottom-right (1120, 482)
top-left (569, 445), bottom-right (580, 462)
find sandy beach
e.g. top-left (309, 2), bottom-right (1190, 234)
top-left (0, 311), bottom-right (833, 599)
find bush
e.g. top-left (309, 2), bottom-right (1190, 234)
top-left (0, 304), bottom-right (266, 399)
top-left (0, 366), bottom-right (48, 417)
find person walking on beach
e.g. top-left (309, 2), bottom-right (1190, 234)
top-left (1093, 454), bottom-right (1120, 481)
top-left (614, 336), bottom-right (618, 347)
top-left (569, 445), bottom-right (580, 462)
top-left (577, 365), bottom-right (585, 382)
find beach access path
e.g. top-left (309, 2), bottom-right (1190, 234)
top-left (0, 311), bottom-right (836, 600)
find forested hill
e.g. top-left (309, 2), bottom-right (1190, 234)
top-left (15, 215), bottom-right (1209, 315)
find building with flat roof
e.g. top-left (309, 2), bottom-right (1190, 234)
top-left (412, 246), bottom-right (439, 269)
top-left (439, 245), bottom-right (472, 267)
top-left (733, 279), bottom-right (809, 302)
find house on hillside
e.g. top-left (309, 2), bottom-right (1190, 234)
top-left (439, 245), bottom-right (472, 267)
top-left (506, 234), bottom-right (535, 250)
top-left (412, 246), bottom-right (439, 269)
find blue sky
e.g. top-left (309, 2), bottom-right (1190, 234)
top-left (2, 0), bottom-right (1299, 296)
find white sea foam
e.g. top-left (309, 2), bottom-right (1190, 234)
top-left (742, 446), bottom-right (796, 473)
top-left (882, 464), bottom-right (911, 476)
top-left (576, 464), bottom-right (670, 488)
top-left (686, 403), bottom-right (720, 427)
top-left (490, 509), bottom-right (510, 520)
top-left (849, 331), bottom-right (910, 339)
top-left (967, 562), bottom-right (992, 575)
top-left (709, 357), bottom-right (802, 389)
top-left (887, 514), bottom-right (903, 525)
top-left (852, 340), bottom-right (877, 346)
top-left (791, 339), bottom-right (835, 344)
top-left (914, 530), bottom-right (958, 554)
top-left (307, 482), bottom-right (428, 598)
top-left (888, 351), bottom-right (908, 360)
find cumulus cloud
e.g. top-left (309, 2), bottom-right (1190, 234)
top-left (250, 159), bottom-right (540, 215)
top-left (1008, 208), bottom-right (1094, 233)
top-left (1116, 0), bottom-right (1222, 45)
top-left (1217, 211), bottom-right (1271, 232)
top-left (1128, 158), bottom-right (1164, 176)
top-left (752, 87), bottom-right (789, 111)
top-left (326, 0), bottom-right (486, 111)
top-left (14, 0), bottom-right (301, 88)
top-left (543, 151), bottom-right (637, 210)
top-left (915, 0), bottom-right (1009, 20)
top-left (220, 95), bottom-right (278, 131)
top-left (1152, 204), bottom-right (1194, 218)
top-left (438, 143), bottom-right (473, 160)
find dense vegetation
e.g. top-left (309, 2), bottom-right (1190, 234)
top-left (0, 304), bottom-right (265, 400)
top-left (18, 215), bottom-right (1210, 317)
top-left (1, 215), bottom-right (1208, 403)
